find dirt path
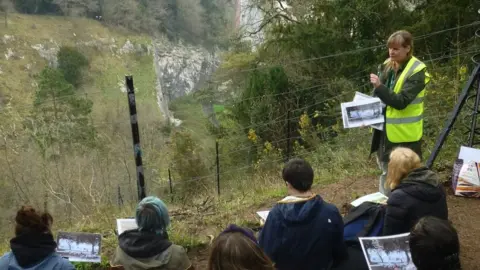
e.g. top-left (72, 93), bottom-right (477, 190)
top-left (188, 177), bottom-right (479, 269)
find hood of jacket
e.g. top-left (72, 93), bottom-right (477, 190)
top-left (119, 229), bottom-right (172, 259)
top-left (276, 195), bottom-right (324, 225)
top-left (394, 167), bottom-right (444, 202)
top-left (10, 232), bottom-right (57, 268)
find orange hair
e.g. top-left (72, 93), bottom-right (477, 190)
top-left (386, 147), bottom-right (421, 190)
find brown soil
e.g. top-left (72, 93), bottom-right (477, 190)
top-left (188, 176), bottom-right (480, 270)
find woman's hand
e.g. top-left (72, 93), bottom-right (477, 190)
top-left (370, 73), bottom-right (381, 88)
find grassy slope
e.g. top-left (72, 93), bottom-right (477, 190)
top-left (0, 14), bottom-right (163, 263)
top-left (0, 14), bottom-right (160, 125)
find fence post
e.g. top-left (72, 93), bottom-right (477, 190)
top-left (216, 140), bottom-right (220, 196)
top-left (286, 110), bottom-right (291, 162)
top-left (125, 76), bottom-right (146, 201)
top-left (168, 168), bottom-right (173, 194)
top-left (117, 185), bottom-right (124, 207)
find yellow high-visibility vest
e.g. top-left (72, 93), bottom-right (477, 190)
top-left (386, 56), bottom-right (431, 143)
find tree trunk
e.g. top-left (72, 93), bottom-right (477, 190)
top-left (4, 10), bottom-right (6, 28)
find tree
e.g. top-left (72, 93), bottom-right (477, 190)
top-left (216, 0), bottom-right (477, 163)
top-left (53, 0), bottom-right (99, 17)
top-left (0, 0), bottom-right (13, 28)
top-left (29, 68), bottom-right (95, 157)
top-left (13, 0), bottom-right (60, 14)
top-left (57, 46), bottom-right (89, 87)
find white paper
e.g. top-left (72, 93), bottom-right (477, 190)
top-left (341, 98), bottom-right (384, 129)
top-left (117, 218), bottom-right (138, 235)
top-left (56, 232), bottom-right (102, 263)
top-left (351, 192), bottom-right (388, 207)
top-left (359, 233), bottom-right (417, 270)
top-left (256, 210), bottom-right (270, 222)
top-left (458, 161), bottom-right (480, 186)
top-left (353, 92), bottom-right (383, 131)
top-left (458, 146), bottom-right (480, 163)
top-left (354, 91), bottom-right (373, 100)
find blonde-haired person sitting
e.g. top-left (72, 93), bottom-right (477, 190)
top-left (382, 147), bottom-right (448, 236)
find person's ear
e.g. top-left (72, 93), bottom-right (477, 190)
top-left (405, 45), bottom-right (411, 54)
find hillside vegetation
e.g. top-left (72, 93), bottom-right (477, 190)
top-left (0, 0), bottom-right (479, 269)
top-left (0, 13), bottom-right (166, 247)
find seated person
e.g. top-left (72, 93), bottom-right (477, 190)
top-left (111, 196), bottom-right (193, 270)
top-left (259, 158), bottom-right (347, 270)
top-left (383, 147), bottom-right (448, 236)
top-left (0, 206), bottom-right (75, 270)
top-left (409, 216), bottom-right (461, 270)
top-left (208, 224), bottom-right (275, 270)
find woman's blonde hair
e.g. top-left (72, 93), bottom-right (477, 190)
top-left (384, 30), bottom-right (414, 72)
top-left (386, 147), bottom-right (421, 190)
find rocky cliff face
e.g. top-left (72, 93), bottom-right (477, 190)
top-left (25, 35), bottom-right (220, 125)
top-left (152, 39), bottom-right (220, 125)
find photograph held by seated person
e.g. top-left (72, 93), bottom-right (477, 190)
top-left (409, 216), bottom-right (461, 270)
top-left (0, 206), bottom-right (75, 270)
top-left (369, 30), bottom-right (431, 196)
top-left (208, 224), bottom-right (275, 270)
top-left (111, 196), bottom-right (193, 270)
top-left (383, 147), bottom-right (448, 236)
top-left (259, 158), bottom-right (347, 270)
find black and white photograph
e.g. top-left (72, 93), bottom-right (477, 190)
top-left (116, 218), bottom-right (138, 235)
top-left (359, 233), bottom-right (416, 270)
top-left (57, 232), bottom-right (102, 263)
top-left (341, 98), bottom-right (384, 128)
top-left (353, 92), bottom-right (384, 130)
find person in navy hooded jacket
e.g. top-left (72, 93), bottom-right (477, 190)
top-left (259, 158), bottom-right (348, 270)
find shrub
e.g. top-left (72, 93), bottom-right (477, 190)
top-left (58, 46), bottom-right (89, 87)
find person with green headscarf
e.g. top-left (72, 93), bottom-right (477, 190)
top-left (111, 196), bottom-right (193, 270)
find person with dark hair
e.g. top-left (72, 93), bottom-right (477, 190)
top-left (409, 216), bottom-right (461, 270)
top-left (259, 158), bottom-right (347, 270)
top-left (208, 224), bottom-right (275, 270)
top-left (0, 206), bottom-right (75, 269)
top-left (111, 196), bottom-right (193, 270)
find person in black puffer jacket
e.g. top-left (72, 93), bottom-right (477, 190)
top-left (383, 147), bottom-right (448, 236)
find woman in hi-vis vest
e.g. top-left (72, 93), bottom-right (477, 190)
top-left (369, 30), bottom-right (431, 196)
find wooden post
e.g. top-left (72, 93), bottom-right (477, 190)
top-left (125, 76), bottom-right (146, 201)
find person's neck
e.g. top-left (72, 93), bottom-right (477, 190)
top-left (287, 189), bottom-right (314, 197)
top-left (396, 55), bottom-right (411, 66)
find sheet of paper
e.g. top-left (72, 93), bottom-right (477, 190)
top-left (458, 146), bottom-right (480, 163)
top-left (117, 218), bottom-right (138, 235)
top-left (351, 192), bottom-right (388, 207)
top-left (353, 92), bottom-right (383, 131)
top-left (359, 233), bottom-right (416, 270)
top-left (341, 98), bottom-right (384, 129)
top-left (458, 161), bottom-right (480, 186)
top-left (256, 210), bottom-right (270, 222)
top-left (57, 232), bottom-right (102, 263)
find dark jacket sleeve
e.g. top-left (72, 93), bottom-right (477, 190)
top-left (258, 206), bottom-right (282, 263)
top-left (383, 191), bottom-right (409, 236)
top-left (331, 208), bottom-right (348, 266)
top-left (374, 68), bottom-right (426, 110)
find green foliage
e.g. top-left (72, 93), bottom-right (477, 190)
top-left (58, 46), bottom-right (89, 87)
top-left (29, 67), bottom-right (95, 156)
top-left (170, 130), bottom-right (211, 198)
top-left (12, 0), bottom-right (60, 14)
top-left (214, 0), bottom-right (476, 166)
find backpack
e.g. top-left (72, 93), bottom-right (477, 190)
top-left (342, 202), bottom-right (385, 243)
